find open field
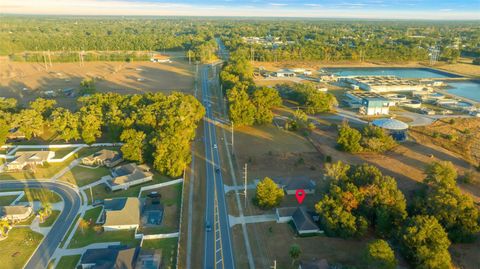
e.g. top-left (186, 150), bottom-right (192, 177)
top-left (0, 228), bottom-right (44, 269)
top-left (55, 255), bottom-right (81, 269)
top-left (0, 56), bottom-right (195, 106)
top-left (142, 238), bottom-right (178, 269)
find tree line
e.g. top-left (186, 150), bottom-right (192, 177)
top-left (0, 93), bottom-right (205, 177)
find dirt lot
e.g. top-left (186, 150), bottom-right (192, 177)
top-left (0, 55), bottom-right (194, 106)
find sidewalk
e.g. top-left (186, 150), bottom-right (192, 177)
top-left (228, 214), bottom-right (277, 227)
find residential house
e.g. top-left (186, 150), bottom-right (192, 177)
top-left (82, 149), bottom-right (123, 168)
top-left (135, 250), bottom-right (162, 269)
top-left (271, 178), bottom-right (316, 195)
top-left (102, 197), bottom-right (141, 231)
top-left (5, 151), bottom-right (55, 171)
top-left (276, 207), bottom-right (321, 235)
top-left (80, 245), bottom-right (139, 269)
top-left (0, 205), bottom-right (33, 222)
top-left (107, 163), bottom-right (153, 191)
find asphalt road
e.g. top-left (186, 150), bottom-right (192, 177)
top-left (201, 66), bottom-right (235, 269)
top-left (0, 181), bottom-right (81, 269)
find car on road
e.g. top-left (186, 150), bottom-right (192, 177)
top-left (213, 144), bottom-right (217, 149)
top-left (215, 167), bottom-right (220, 173)
top-left (205, 221), bottom-right (212, 232)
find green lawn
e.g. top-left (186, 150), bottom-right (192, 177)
top-left (142, 238), bottom-right (178, 269)
top-left (0, 228), bottom-right (44, 269)
top-left (55, 255), bottom-right (81, 269)
top-left (68, 228), bottom-right (139, 249)
top-left (59, 166), bottom-right (110, 187)
top-left (19, 188), bottom-right (62, 203)
top-left (86, 173), bottom-right (171, 203)
top-left (39, 210), bottom-right (61, 227)
top-left (83, 206), bottom-right (103, 223)
top-left (0, 195), bottom-right (18, 206)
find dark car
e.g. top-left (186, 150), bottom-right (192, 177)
top-left (205, 221), bottom-right (212, 232)
top-left (215, 167), bottom-right (220, 173)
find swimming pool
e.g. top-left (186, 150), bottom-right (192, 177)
top-left (324, 67), bottom-right (460, 79)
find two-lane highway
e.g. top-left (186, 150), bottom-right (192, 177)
top-left (0, 181), bottom-right (81, 269)
top-left (201, 66), bottom-right (235, 269)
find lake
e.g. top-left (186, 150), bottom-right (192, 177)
top-left (446, 81), bottom-right (480, 102)
top-left (324, 67), bottom-right (460, 79)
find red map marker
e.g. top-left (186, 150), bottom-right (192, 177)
top-left (295, 189), bottom-right (306, 204)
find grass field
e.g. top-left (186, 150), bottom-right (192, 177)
top-left (39, 210), bottom-right (61, 227)
top-left (142, 238), bottom-right (178, 269)
top-left (59, 165), bottom-right (110, 187)
top-left (0, 195), bottom-right (17, 206)
top-left (0, 58), bottom-right (195, 107)
top-left (0, 228), bottom-right (44, 269)
top-left (68, 229), bottom-right (138, 249)
top-left (55, 255), bottom-right (81, 269)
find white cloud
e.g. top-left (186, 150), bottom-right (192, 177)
top-left (269, 3), bottom-right (288, 6)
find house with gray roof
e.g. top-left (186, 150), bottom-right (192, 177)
top-left (271, 178), bottom-right (316, 195)
top-left (101, 197), bottom-right (141, 231)
top-left (276, 207), bottom-right (321, 235)
top-left (107, 163), bottom-right (153, 191)
top-left (80, 245), bottom-right (139, 269)
top-left (82, 149), bottom-right (123, 168)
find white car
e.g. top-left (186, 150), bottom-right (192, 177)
top-left (213, 144), bottom-right (217, 149)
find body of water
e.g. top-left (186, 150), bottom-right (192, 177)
top-left (325, 67), bottom-right (460, 79)
top-left (445, 81), bottom-right (480, 102)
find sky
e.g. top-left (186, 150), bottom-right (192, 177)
top-left (1, 0), bottom-right (479, 20)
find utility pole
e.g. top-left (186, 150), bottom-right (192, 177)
top-left (47, 50), bottom-right (52, 67)
top-left (244, 163), bottom-right (247, 209)
top-left (43, 51), bottom-right (48, 70)
top-left (231, 122), bottom-right (234, 153)
top-left (270, 260), bottom-right (277, 269)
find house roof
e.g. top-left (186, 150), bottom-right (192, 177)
top-left (85, 149), bottom-right (122, 163)
top-left (110, 163), bottom-right (153, 186)
top-left (299, 259), bottom-right (329, 269)
top-left (273, 178), bottom-right (316, 191)
top-left (104, 197), bottom-right (140, 227)
top-left (292, 207), bottom-right (319, 232)
top-left (0, 205), bottom-right (31, 216)
top-left (276, 207), bottom-right (297, 217)
top-left (80, 245), bottom-right (139, 269)
top-left (11, 151), bottom-right (54, 164)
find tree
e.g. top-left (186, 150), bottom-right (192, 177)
top-left (361, 125), bottom-right (396, 153)
top-left (421, 161), bottom-right (480, 243)
top-left (79, 105), bottom-right (103, 144)
top-left (51, 108), bottom-right (80, 142)
top-left (120, 129), bottom-right (146, 163)
top-left (78, 218), bottom-right (90, 235)
top-left (337, 122), bottom-right (362, 153)
top-left (29, 98), bottom-right (56, 119)
top-left (227, 86), bottom-right (256, 126)
top-left (364, 239), bottom-right (397, 269)
top-left (80, 78), bottom-right (96, 95)
top-left (255, 177), bottom-right (284, 208)
top-left (0, 219), bottom-right (11, 237)
top-left (15, 109), bottom-right (44, 139)
top-left (400, 215), bottom-right (452, 269)
top-left (252, 87), bottom-right (281, 124)
top-left (0, 98), bottom-right (17, 111)
top-left (0, 118), bottom-right (10, 146)
top-left (325, 161), bottom-right (350, 181)
top-left (289, 244), bottom-right (302, 266)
